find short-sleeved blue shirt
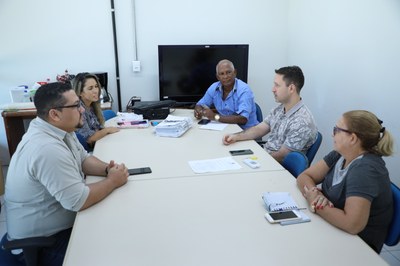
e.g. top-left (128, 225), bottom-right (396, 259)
top-left (197, 78), bottom-right (258, 129)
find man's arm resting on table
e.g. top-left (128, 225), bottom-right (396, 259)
top-left (218, 114), bottom-right (247, 125)
top-left (80, 156), bottom-right (128, 211)
top-left (236, 122), bottom-right (269, 140)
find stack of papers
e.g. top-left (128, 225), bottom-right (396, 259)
top-left (155, 115), bottom-right (193, 137)
top-left (116, 112), bottom-right (149, 128)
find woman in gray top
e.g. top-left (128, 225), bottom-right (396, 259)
top-left (297, 110), bottom-right (394, 253)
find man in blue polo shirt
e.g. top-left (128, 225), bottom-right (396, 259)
top-left (194, 59), bottom-right (258, 129)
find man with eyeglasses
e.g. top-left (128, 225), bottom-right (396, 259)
top-left (194, 59), bottom-right (258, 129)
top-left (2, 82), bottom-right (129, 265)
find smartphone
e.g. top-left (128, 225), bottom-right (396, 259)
top-left (264, 210), bottom-right (301, 223)
top-left (198, 119), bottom-right (211, 125)
top-left (128, 167), bottom-right (152, 175)
top-left (229, 149), bottom-right (254, 156)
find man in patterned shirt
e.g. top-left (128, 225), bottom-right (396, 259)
top-left (223, 66), bottom-right (317, 163)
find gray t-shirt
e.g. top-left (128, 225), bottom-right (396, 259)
top-left (263, 100), bottom-right (317, 153)
top-left (322, 151), bottom-right (393, 253)
top-left (5, 117), bottom-right (90, 239)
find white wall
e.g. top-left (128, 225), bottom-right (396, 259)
top-left (287, 0), bottom-right (400, 185)
top-left (0, 0), bottom-right (117, 163)
top-left (113, 0), bottom-right (288, 108)
top-left (0, 0), bottom-right (399, 185)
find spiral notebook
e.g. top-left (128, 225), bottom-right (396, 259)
top-left (262, 192), bottom-right (299, 212)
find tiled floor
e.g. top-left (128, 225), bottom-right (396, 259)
top-left (0, 166), bottom-right (400, 265)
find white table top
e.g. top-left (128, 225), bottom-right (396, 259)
top-left (64, 109), bottom-right (385, 266)
top-left (92, 109), bottom-right (283, 181)
top-left (64, 171), bottom-right (386, 266)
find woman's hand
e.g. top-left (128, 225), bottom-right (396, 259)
top-left (105, 127), bottom-right (120, 134)
top-left (303, 185), bottom-right (333, 212)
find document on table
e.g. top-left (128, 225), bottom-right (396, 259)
top-left (188, 156), bottom-right (242, 173)
top-left (199, 121), bottom-right (228, 131)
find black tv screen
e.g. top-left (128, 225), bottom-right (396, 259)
top-left (158, 44), bottom-right (249, 104)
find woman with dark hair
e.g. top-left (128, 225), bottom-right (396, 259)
top-left (297, 110), bottom-right (394, 253)
top-left (73, 73), bottom-right (119, 149)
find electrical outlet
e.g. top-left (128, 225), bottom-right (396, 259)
top-left (132, 61), bottom-right (141, 72)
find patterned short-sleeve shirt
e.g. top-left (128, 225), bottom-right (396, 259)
top-left (75, 100), bottom-right (103, 141)
top-left (263, 100), bottom-right (317, 153)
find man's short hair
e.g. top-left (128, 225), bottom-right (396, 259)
top-left (275, 66), bottom-right (304, 93)
top-left (34, 82), bottom-right (73, 119)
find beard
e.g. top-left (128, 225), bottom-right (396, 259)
top-left (76, 114), bottom-right (84, 129)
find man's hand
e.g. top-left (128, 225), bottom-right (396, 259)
top-left (107, 163), bottom-right (129, 188)
top-left (222, 134), bottom-right (238, 145)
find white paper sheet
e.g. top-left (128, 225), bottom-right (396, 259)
top-left (199, 121), bottom-right (228, 131)
top-left (188, 156), bottom-right (242, 174)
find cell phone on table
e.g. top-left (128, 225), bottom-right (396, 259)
top-left (198, 119), bottom-right (210, 125)
top-left (128, 167), bottom-right (152, 175)
top-left (229, 149), bottom-right (254, 156)
top-left (264, 210), bottom-right (301, 223)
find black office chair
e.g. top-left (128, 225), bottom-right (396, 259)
top-left (1, 234), bottom-right (56, 266)
top-left (282, 151), bottom-right (309, 178)
top-left (385, 182), bottom-right (400, 246)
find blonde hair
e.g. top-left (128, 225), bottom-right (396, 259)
top-left (343, 110), bottom-right (394, 156)
top-left (73, 73), bottom-right (105, 126)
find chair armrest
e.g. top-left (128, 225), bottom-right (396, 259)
top-left (2, 236), bottom-right (56, 250)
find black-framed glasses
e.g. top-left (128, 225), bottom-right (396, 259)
top-left (52, 101), bottom-right (82, 110)
top-left (333, 126), bottom-right (352, 136)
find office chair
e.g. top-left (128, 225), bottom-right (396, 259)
top-left (254, 103), bottom-right (266, 145)
top-left (255, 103), bottom-right (263, 123)
top-left (102, 109), bottom-right (117, 121)
top-left (282, 151), bottom-right (309, 178)
top-left (75, 132), bottom-right (90, 152)
top-left (385, 182), bottom-right (400, 246)
top-left (305, 131), bottom-right (322, 165)
top-left (1, 234), bottom-right (56, 266)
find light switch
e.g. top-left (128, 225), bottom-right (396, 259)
top-left (132, 61), bottom-right (141, 72)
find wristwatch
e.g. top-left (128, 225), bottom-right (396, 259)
top-left (214, 114), bottom-right (220, 121)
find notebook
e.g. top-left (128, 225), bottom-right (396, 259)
top-left (262, 192), bottom-right (299, 212)
top-left (262, 192), bottom-right (311, 225)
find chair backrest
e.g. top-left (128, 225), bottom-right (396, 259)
top-left (306, 131), bottom-right (322, 165)
top-left (385, 182), bottom-right (400, 246)
top-left (282, 151), bottom-right (309, 178)
top-left (102, 109), bottom-right (117, 121)
top-left (75, 132), bottom-right (90, 152)
top-left (255, 103), bottom-right (263, 123)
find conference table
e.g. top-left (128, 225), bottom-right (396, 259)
top-left (90, 109), bottom-right (283, 182)
top-left (63, 109), bottom-right (387, 266)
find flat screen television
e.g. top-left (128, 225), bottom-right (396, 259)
top-left (158, 44), bottom-right (249, 104)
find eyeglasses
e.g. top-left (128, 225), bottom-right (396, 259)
top-left (333, 126), bottom-right (352, 136)
top-left (52, 101), bottom-right (83, 110)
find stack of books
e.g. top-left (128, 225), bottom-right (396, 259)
top-left (155, 115), bottom-right (193, 137)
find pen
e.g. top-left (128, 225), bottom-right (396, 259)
top-left (268, 207), bottom-right (308, 213)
